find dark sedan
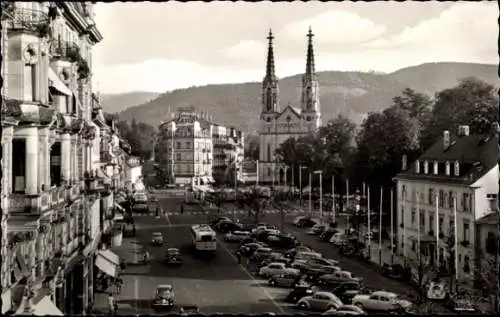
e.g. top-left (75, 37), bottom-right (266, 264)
top-left (238, 242), bottom-right (266, 257)
top-left (286, 285), bottom-right (317, 303)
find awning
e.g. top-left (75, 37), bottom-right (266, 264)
top-left (32, 295), bottom-right (63, 316)
top-left (95, 249), bottom-right (121, 278)
top-left (48, 68), bottom-right (72, 96)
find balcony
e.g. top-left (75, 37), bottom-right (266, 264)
top-left (8, 185), bottom-right (66, 214)
top-left (49, 40), bottom-right (81, 63)
top-left (4, 7), bottom-right (50, 36)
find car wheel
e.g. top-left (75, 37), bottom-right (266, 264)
top-left (298, 302), bottom-right (308, 310)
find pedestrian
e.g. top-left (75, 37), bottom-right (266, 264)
top-left (107, 293), bottom-right (115, 315)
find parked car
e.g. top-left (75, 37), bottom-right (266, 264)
top-left (286, 285), bottom-right (317, 303)
top-left (324, 305), bottom-right (366, 315)
top-left (426, 280), bottom-right (448, 301)
top-left (290, 261), bottom-right (311, 273)
top-left (217, 220), bottom-right (242, 233)
top-left (330, 233), bottom-right (347, 246)
top-left (259, 262), bottom-right (300, 278)
top-left (239, 242), bottom-right (266, 257)
top-left (380, 263), bottom-right (408, 280)
top-left (250, 247), bottom-right (273, 262)
top-left (445, 297), bottom-right (478, 313)
top-left (318, 271), bottom-right (362, 287)
top-left (210, 217), bottom-right (231, 227)
top-left (330, 281), bottom-right (364, 304)
top-left (297, 291), bottom-right (343, 312)
top-left (351, 291), bottom-right (412, 312)
top-left (320, 229), bottom-right (339, 242)
top-left (304, 257), bottom-right (339, 268)
top-left (224, 231), bottom-right (251, 242)
top-left (267, 234), bottom-right (300, 249)
top-left (152, 284), bottom-right (175, 310)
top-left (294, 251), bottom-right (324, 263)
top-left (307, 224), bottom-right (327, 235)
top-left (151, 232), bottom-right (164, 246)
top-left (293, 216), bottom-right (319, 228)
top-left (284, 246), bottom-right (313, 259)
top-left (268, 271), bottom-right (304, 288)
top-left (305, 265), bottom-right (342, 280)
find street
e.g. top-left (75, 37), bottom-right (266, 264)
top-left (116, 194), bottom-right (296, 314)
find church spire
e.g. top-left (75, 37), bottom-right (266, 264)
top-left (305, 26), bottom-right (316, 79)
top-left (265, 29), bottom-right (276, 81)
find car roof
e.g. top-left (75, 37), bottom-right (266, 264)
top-left (258, 247), bottom-right (272, 251)
top-left (372, 290), bottom-right (396, 297)
top-left (157, 284), bottom-right (172, 289)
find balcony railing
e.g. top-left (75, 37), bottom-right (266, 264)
top-left (49, 39), bottom-right (81, 63)
top-left (5, 8), bottom-right (50, 35)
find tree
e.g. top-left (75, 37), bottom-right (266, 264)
top-left (244, 133), bottom-right (260, 161)
top-left (392, 88), bottom-right (433, 123)
top-left (114, 119), bottom-right (157, 161)
top-left (421, 77), bottom-right (499, 149)
top-left (240, 188), bottom-right (270, 224)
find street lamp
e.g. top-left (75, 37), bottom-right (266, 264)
top-left (313, 170), bottom-right (323, 222)
top-left (299, 166), bottom-right (307, 206)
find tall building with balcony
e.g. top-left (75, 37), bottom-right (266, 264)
top-left (157, 107), bottom-right (244, 186)
top-left (1, 2), bottom-right (105, 315)
top-left (394, 125), bottom-right (499, 285)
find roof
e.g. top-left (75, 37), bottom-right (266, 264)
top-left (475, 212), bottom-right (499, 225)
top-left (395, 131), bottom-right (499, 185)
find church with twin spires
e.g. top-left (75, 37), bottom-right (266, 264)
top-left (258, 28), bottom-right (321, 184)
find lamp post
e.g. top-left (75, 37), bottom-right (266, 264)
top-left (314, 170), bottom-right (323, 222)
top-left (299, 166), bottom-right (307, 207)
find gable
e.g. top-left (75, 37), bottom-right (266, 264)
top-left (276, 105), bottom-right (301, 124)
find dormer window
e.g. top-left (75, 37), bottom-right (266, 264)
top-left (445, 161), bottom-right (450, 176)
top-left (433, 161), bottom-right (438, 175)
top-left (424, 161), bottom-right (429, 174)
top-left (415, 160), bottom-right (420, 174)
top-left (454, 161), bottom-right (460, 176)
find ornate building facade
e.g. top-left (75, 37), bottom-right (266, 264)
top-left (157, 107), bottom-right (244, 186)
top-left (258, 28), bottom-right (321, 184)
top-left (0, 2), bottom-right (127, 315)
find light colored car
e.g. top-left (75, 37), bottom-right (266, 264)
top-left (330, 233), bottom-right (347, 245)
top-left (352, 291), bottom-right (412, 312)
top-left (324, 305), bottom-right (366, 315)
top-left (259, 262), bottom-right (299, 278)
top-left (294, 251), bottom-right (324, 262)
top-left (152, 284), bottom-right (175, 310)
top-left (297, 291), bottom-right (343, 312)
top-left (426, 281), bottom-right (448, 301)
top-left (151, 232), bottom-right (164, 245)
top-left (224, 231), bottom-right (251, 242)
top-left (305, 257), bottom-right (339, 268)
top-left (307, 224), bottom-right (327, 235)
top-left (318, 271), bottom-right (362, 286)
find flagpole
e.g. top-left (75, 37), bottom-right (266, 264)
top-left (453, 195), bottom-right (458, 292)
top-left (367, 186), bottom-right (371, 261)
top-left (435, 196), bottom-right (440, 265)
top-left (379, 187), bottom-right (383, 266)
top-left (332, 176), bottom-right (335, 224)
top-left (390, 189), bottom-right (394, 265)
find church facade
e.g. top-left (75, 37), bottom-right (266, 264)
top-left (258, 28), bottom-right (321, 184)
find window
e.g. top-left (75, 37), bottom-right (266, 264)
top-left (462, 193), bottom-right (470, 212)
top-left (424, 161), bottom-right (429, 174)
top-left (439, 216), bottom-right (444, 233)
top-left (419, 210), bottom-right (425, 230)
top-left (267, 167), bottom-right (271, 176)
top-left (463, 255), bottom-right (470, 273)
top-left (267, 143), bottom-right (271, 162)
top-left (411, 208), bottom-right (416, 225)
top-left (176, 142), bottom-right (181, 149)
top-left (411, 240), bottom-right (416, 251)
top-left (12, 139), bottom-right (26, 193)
top-left (428, 188), bottom-right (435, 205)
top-left (436, 190), bottom-right (443, 207)
top-left (443, 192), bottom-right (448, 208)
top-left (176, 153), bottom-right (181, 161)
top-left (462, 222), bottom-right (470, 242)
top-left (50, 142), bottom-right (62, 187)
top-left (485, 232), bottom-right (497, 255)
top-left (454, 161), bottom-right (460, 176)
top-left (24, 64), bottom-right (36, 101)
top-left (185, 141), bottom-right (190, 148)
top-left (449, 219), bottom-right (455, 232)
top-left (429, 215), bottom-right (434, 234)
top-left (449, 191), bottom-right (455, 208)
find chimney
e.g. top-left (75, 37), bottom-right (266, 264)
top-left (424, 160), bottom-right (429, 174)
top-left (454, 160), bottom-right (460, 176)
top-left (445, 161), bottom-right (450, 175)
top-left (433, 161), bottom-right (438, 175)
top-left (401, 155), bottom-right (407, 171)
top-left (443, 130), bottom-right (450, 149)
top-left (458, 125), bottom-right (470, 137)
top-left (415, 160), bottom-right (420, 174)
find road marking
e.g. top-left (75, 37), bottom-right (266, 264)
top-left (215, 236), bottom-right (285, 314)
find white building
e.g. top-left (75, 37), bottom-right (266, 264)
top-left (126, 157), bottom-right (144, 192)
top-left (258, 28), bottom-right (321, 184)
top-left (394, 125), bottom-right (499, 284)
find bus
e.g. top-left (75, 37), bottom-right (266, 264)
top-left (190, 224), bottom-right (217, 252)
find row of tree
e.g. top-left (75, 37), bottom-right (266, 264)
top-left (268, 77), bottom-right (498, 212)
top-left (109, 115), bottom-right (158, 161)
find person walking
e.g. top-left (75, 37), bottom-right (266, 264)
top-left (107, 293), bottom-right (115, 315)
top-left (143, 250), bottom-right (150, 264)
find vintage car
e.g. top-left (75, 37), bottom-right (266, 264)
top-left (268, 271), bottom-right (304, 288)
top-left (307, 224), bottom-right (327, 235)
top-left (380, 263), bottom-right (408, 280)
top-left (165, 248), bottom-right (182, 265)
top-left (324, 305), bottom-right (366, 315)
top-left (224, 231), bottom-right (251, 242)
top-left (351, 291), bottom-right (412, 312)
top-left (152, 284), bottom-right (175, 310)
top-left (297, 291), bottom-right (343, 312)
top-left (259, 262), bottom-right (300, 278)
top-left (286, 285), bottom-right (317, 303)
top-left (151, 232), bottom-right (164, 246)
top-left (250, 247), bottom-right (273, 262)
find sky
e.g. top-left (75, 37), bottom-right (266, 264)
top-left (91, 1), bottom-right (497, 95)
